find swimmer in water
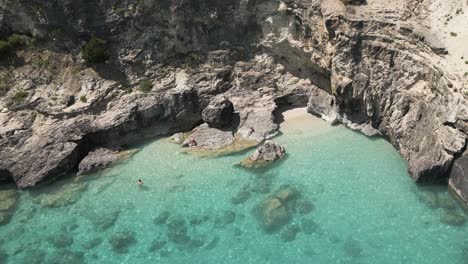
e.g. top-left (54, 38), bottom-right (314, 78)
top-left (137, 179), bottom-right (143, 185)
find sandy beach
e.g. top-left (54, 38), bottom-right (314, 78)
top-left (279, 107), bottom-right (331, 135)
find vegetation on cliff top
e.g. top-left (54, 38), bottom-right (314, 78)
top-left (0, 35), bottom-right (23, 61)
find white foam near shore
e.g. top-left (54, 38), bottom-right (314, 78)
top-left (279, 107), bottom-right (331, 135)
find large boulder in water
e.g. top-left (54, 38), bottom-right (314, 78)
top-left (253, 185), bottom-right (299, 233)
top-left (449, 152), bottom-right (468, 206)
top-left (202, 95), bottom-right (234, 128)
top-left (241, 140), bottom-right (285, 168)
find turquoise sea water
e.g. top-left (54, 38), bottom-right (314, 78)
top-left (0, 110), bottom-right (467, 264)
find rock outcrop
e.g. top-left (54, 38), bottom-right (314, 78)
top-left (0, 0), bottom-right (466, 203)
top-left (202, 96), bottom-right (234, 129)
top-left (449, 152), bottom-right (468, 206)
top-left (77, 148), bottom-right (136, 175)
top-left (240, 140), bottom-right (286, 168)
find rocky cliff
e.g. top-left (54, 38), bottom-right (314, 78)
top-left (0, 0), bottom-right (467, 203)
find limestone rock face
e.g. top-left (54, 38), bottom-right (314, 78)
top-left (340, 0), bottom-right (367, 5)
top-left (202, 96), bottom-right (234, 128)
top-left (307, 87), bottom-right (339, 124)
top-left (449, 152), bottom-right (468, 206)
top-left (0, 0), bottom-right (466, 196)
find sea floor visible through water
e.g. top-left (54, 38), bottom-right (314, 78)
top-left (0, 108), bottom-right (467, 264)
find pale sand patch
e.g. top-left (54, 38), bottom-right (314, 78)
top-left (425, 0), bottom-right (468, 89)
top-left (279, 107), bottom-right (331, 135)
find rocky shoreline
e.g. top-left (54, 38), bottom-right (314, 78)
top-left (0, 0), bottom-right (467, 204)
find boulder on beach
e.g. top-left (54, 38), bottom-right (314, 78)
top-left (240, 140), bottom-right (285, 168)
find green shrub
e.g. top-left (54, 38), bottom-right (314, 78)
top-left (0, 83), bottom-right (8, 96)
top-left (81, 37), bottom-right (109, 64)
top-left (139, 79), bottom-right (152, 93)
top-left (450, 32), bottom-right (458, 37)
top-left (0, 72), bottom-right (11, 96)
top-left (0, 40), bottom-right (12, 60)
top-left (12, 90), bottom-right (28, 103)
top-left (80, 95), bottom-right (87, 103)
top-left (184, 52), bottom-right (201, 66)
top-left (7, 35), bottom-right (23, 47)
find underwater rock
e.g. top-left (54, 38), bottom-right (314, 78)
top-left (109, 231), bottom-right (137, 254)
top-left (0, 198), bottom-right (15, 211)
top-left (60, 218), bottom-right (79, 232)
top-left (438, 195), bottom-right (457, 211)
top-left (240, 140), bottom-right (285, 168)
top-left (214, 210), bottom-right (236, 228)
top-left (254, 196), bottom-right (289, 233)
top-left (440, 209), bottom-right (466, 226)
top-left (48, 249), bottom-right (85, 264)
top-left (0, 248), bottom-right (8, 264)
top-left (254, 185), bottom-right (300, 232)
top-left (168, 184), bottom-right (186, 193)
top-left (301, 218), bottom-right (320, 235)
top-left (231, 185), bottom-right (251, 205)
top-left (303, 246), bottom-right (317, 257)
top-left (276, 185), bottom-right (300, 207)
top-left (204, 236), bottom-right (219, 250)
top-left (16, 249), bottom-right (46, 264)
top-left (417, 190), bottom-right (439, 209)
top-left (167, 218), bottom-right (190, 244)
top-left (81, 237), bottom-right (103, 250)
top-left (280, 225), bottom-right (301, 242)
top-left (190, 215), bottom-right (210, 226)
top-left (0, 211), bottom-right (12, 225)
top-left (343, 238), bottom-right (364, 258)
top-left (0, 189), bottom-right (17, 211)
top-left (251, 177), bottom-right (272, 194)
top-left (160, 248), bottom-right (173, 257)
top-left (38, 183), bottom-right (86, 208)
top-left (154, 211), bottom-right (170, 225)
top-left (0, 189), bottom-right (17, 200)
top-left (297, 200), bottom-right (314, 215)
top-left (202, 95), bottom-right (234, 129)
top-left (48, 233), bottom-right (74, 248)
top-left (233, 227), bottom-right (242, 237)
top-left (187, 238), bottom-right (205, 249)
top-left (148, 239), bottom-right (167, 252)
top-left (85, 208), bottom-right (120, 231)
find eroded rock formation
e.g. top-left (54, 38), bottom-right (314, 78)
top-left (0, 0), bottom-right (466, 203)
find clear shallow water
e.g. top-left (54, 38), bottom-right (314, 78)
top-left (0, 111), bottom-right (467, 264)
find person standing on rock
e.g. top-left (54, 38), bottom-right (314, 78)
top-left (248, 127), bottom-right (255, 136)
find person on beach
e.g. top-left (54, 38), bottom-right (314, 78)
top-left (189, 138), bottom-right (197, 147)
